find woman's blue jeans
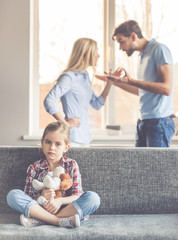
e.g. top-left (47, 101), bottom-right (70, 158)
top-left (7, 189), bottom-right (100, 220)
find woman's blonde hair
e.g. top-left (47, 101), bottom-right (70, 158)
top-left (62, 38), bottom-right (98, 73)
top-left (42, 121), bottom-right (70, 145)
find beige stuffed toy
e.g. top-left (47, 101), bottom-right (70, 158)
top-left (32, 166), bottom-right (72, 205)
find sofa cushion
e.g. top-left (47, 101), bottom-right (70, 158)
top-left (0, 213), bottom-right (178, 240)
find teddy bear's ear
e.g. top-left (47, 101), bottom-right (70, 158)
top-left (43, 175), bottom-right (61, 190)
top-left (37, 196), bottom-right (47, 206)
top-left (60, 173), bottom-right (70, 181)
top-left (60, 179), bottom-right (73, 191)
top-left (53, 166), bottom-right (65, 178)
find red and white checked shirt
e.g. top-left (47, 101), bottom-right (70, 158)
top-left (24, 157), bottom-right (83, 199)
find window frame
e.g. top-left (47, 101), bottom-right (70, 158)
top-left (29, 0), bottom-right (41, 136)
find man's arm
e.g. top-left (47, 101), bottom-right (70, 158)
top-left (112, 81), bottom-right (139, 96)
top-left (127, 64), bottom-right (172, 95)
top-left (108, 64), bottom-right (172, 96)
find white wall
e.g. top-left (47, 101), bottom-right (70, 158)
top-left (0, 0), bottom-right (31, 145)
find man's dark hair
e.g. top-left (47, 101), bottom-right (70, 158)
top-left (112, 20), bottom-right (143, 40)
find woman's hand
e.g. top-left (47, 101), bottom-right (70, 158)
top-left (95, 69), bottom-right (119, 84)
top-left (44, 198), bottom-right (63, 215)
top-left (41, 188), bottom-right (56, 201)
top-left (95, 69), bottom-right (113, 82)
top-left (66, 116), bottom-right (80, 128)
top-left (107, 67), bottom-right (131, 84)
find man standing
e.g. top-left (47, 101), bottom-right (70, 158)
top-left (108, 20), bottom-right (175, 147)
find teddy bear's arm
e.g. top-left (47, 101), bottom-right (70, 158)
top-left (60, 179), bottom-right (73, 191)
top-left (54, 190), bottom-right (62, 198)
top-left (32, 179), bottom-right (44, 191)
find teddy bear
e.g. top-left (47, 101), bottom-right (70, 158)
top-left (32, 166), bottom-right (73, 205)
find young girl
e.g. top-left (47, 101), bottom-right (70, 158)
top-left (44, 37), bottom-right (112, 145)
top-left (6, 121), bottom-right (100, 228)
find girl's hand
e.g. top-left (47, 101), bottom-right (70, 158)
top-left (44, 198), bottom-right (63, 215)
top-left (41, 188), bottom-right (56, 201)
top-left (66, 116), bottom-right (80, 128)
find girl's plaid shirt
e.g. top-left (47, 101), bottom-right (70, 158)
top-left (24, 157), bottom-right (83, 199)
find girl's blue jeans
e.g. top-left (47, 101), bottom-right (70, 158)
top-left (7, 189), bottom-right (100, 220)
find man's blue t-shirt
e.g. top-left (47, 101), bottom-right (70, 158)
top-left (137, 38), bottom-right (174, 119)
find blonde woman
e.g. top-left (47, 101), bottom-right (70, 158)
top-left (44, 38), bottom-right (112, 145)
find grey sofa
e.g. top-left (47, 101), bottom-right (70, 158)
top-left (0, 146), bottom-right (178, 240)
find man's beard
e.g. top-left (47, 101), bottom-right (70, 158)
top-left (126, 48), bottom-right (134, 57)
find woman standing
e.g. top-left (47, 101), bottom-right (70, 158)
top-left (44, 38), bottom-right (112, 145)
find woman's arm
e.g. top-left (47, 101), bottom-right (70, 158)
top-left (95, 72), bottom-right (139, 96)
top-left (100, 81), bottom-right (112, 100)
top-left (53, 112), bottom-right (80, 128)
top-left (44, 74), bottom-right (72, 116)
top-left (44, 74), bottom-right (80, 128)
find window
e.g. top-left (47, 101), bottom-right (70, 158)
top-left (39, 0), bottom-right (104, 131)
top-left (30, 0), bottom-right (178, 141)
